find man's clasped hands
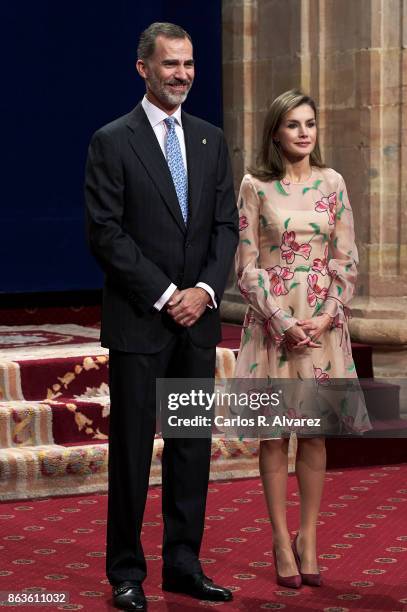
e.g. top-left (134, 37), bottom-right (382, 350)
top-left (166, 287), bottom-right (210, 328)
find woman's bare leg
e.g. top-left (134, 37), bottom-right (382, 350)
top-left (259, 438), bottom-right (298, 577)
top-left (295, 437), bottom-right (326, 573)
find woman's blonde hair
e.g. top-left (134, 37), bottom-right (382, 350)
top-left (249, 89), bottom-right (325, 181)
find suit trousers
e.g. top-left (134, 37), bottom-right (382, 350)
top-left (106, 330), bottom-right (215, 585)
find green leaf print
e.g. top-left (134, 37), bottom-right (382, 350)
top-left (257, 190), bottom-right (266, 198)
top-left (336, 203), bottom-right (345, 220)
top-left (259, 214), bottom-right (268, 228)
top-left (325, 361), bottom-right (332, 371)
top-left (347, 362), bottom-right (356, 373)
top-left (336, 285), bottom-right (343, 296)
top-left (241, 239), bottom-right (251, 245)
top-left (309, 222), bottom-right (321, 234)
top-left (270, 245), bottom-right (279, 252)
top-left (294, 265), bottom-right (310, 272)
top-left (278, 351), bottom-right (288, 368)
top-left (289, 281), bottom-right (300, 290)
top-left (313, 301), bottom-right (323, 316)
top-left (340, 398), bottom-right (348, 415)
top-left (284, 217), bottom-right (291, 230)
top-left (258, 274), bottom-right (268, 299)
top-left (333, 237), bottom-right (339, 249)
top-left (303, 179), bottom-right (322, 194)
top-left (345, 263), bottom-right (352, 272)
top-left (339, 190), bottom-right (344, 202)
top-left (322, 233), bottom-right (329, 242)
top-left (275, 182), bottom-right (289, 196)
top-left (249, 362), bottom-right (259, 373)
top-left (242, 328), bottom-right (252, 347)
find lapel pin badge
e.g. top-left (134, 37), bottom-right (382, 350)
top-left (202, 138), bottom-right (207, 144)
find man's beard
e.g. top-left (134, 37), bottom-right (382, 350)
top-left (147, 73), bottom-right (192, 106)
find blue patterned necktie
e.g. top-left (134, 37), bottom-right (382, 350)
top-left (164, 116), bottom-right (188, 224)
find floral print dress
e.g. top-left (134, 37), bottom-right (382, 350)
top-left (234, 168), bottom-right (371, 434)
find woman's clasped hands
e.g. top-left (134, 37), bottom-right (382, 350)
top-left (284, 313), bottom-right (332, 351)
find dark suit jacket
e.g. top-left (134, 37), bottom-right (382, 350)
top-left (85, 103), bottom-right (239, 353)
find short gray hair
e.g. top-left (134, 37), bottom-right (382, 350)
top-left (137, 22), bottom-right (192, 61)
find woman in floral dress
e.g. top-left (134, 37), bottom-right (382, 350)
top-left (235, 90), bottom-right (371, 588)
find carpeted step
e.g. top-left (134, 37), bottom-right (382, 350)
top-left (360, 379), bottom-right (401, 420)
top-left (1, 354), bottom-right (109, 402)
top-left (326, 437), bottom-right (407, 468)
top-left (0, 436), bottom-right (283, 501)
top-left (0, 443), bottom-right (109, 501)
top-left (0, 325), bottom-right (237, 404)
top-left (0, 398), bottom-right (110, 448)
top-left (365, 418), bottom-right (407, 437)
top-left (0, 337), bottom-right (238, 447)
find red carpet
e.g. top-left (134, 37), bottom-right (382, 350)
top-left (0, 465), bottom-right (406, 611)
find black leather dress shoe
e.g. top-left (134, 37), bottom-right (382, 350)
top-left (162, 572), bottom-right (233, 601)
top-left (112, 581), bottom-right (147, 610)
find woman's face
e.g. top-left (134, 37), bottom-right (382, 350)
top-left (275, 103), bottom-right (317, 160)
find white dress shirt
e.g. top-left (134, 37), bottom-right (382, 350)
top-left (141, 96), bottom-right (217, 311)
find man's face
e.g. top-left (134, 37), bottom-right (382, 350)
top-left (137, 35), bottom-right (194, 113)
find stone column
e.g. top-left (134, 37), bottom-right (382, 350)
top-left (221, 0), bottom-right (407, 388)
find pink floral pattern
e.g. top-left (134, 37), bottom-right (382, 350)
top-left (239, 215), bottom-right (249, 231)
top-left (307, 273), bottom-right (328, 307)
top-left (315, 192), bottom-right (336, 225)
top-left (280, 230), bottom-right (312, 264)
top-left (313, 366), bottom-right (330, 385)
top-left (235, 172), bottom-right (358, 330)
top-left (312, 244), bottom-right (328, 275)
top-left (234, 169), bottom-right (371, 435)
top-left (266, 265), bottom-right (294, 296)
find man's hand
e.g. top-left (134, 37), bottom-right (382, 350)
top-left (167, 287), bottom-right (210, 327)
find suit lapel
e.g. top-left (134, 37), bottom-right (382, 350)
top-left (182, 111), bottom-right (206, 232)
top-left (126, 104), bottom-right (186, 233)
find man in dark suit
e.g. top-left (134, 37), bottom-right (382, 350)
top-left (85, 22), bottom-right (238, 611)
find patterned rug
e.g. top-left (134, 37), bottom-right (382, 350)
top-left (0, 465), bottom-right (406, 610)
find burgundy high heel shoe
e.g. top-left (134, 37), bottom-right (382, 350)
top-left (272, 546), bottom-right (301, 589)
top-left (292, 533), bottom-right (322, 587)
